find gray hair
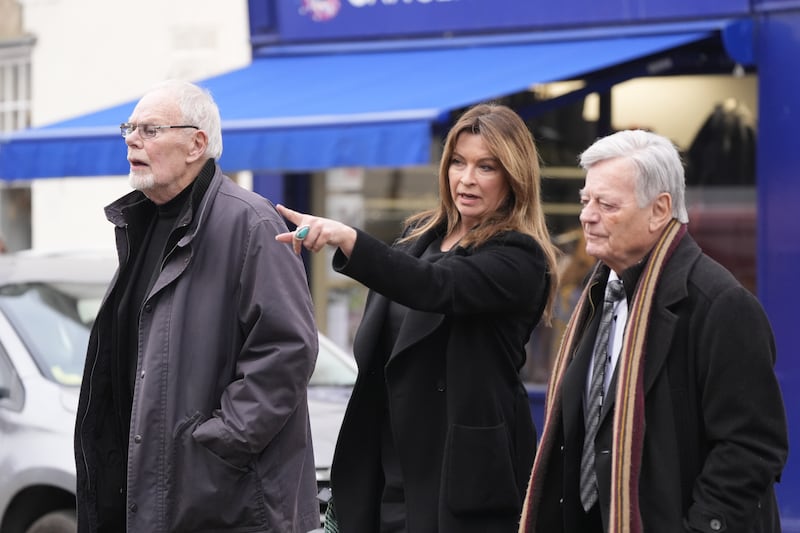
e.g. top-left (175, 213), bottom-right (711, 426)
top-left (147, 80), bottom-right (223, 160)
top-left (579, 130), bottom-right (688, 223)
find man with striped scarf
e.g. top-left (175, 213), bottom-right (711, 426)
top-left (519, 130), bottom-right (788, 533)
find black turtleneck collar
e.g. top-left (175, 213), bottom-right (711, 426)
top-left (158, 178), bottom-right (193, 217)
top-left (187, 158), bottom-right (215, 215)
top-left (157, 158), bottom-right (215, 224)
top-left (616, 254), bottom-right (650, 302)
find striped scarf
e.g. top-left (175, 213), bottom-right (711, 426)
top-left (519, 219), bottom-right (686, 533)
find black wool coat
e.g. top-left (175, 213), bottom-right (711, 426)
top-left (329, 226), bottom-right (550, 533)
top-left (536, 234), bottom-right (788, 533)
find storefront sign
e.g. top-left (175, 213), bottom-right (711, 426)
top-left (263, 0), bottom-right (749, 43)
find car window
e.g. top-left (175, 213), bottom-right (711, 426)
top-left (0, 344), bottom-right (24, 410)
top-left (310, 336), bottom-right (357, 387)
top-left (0, 282), bottom-right (102, 386)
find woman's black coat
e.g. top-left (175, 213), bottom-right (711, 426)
top-left (329, 226), bottom-right (550, 532)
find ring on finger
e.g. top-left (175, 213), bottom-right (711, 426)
top-left (294, 225), bottom-right (311, 240)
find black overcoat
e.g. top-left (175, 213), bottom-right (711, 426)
top-left (329, 226), bottom-right (550, 532)
top-left (537, 234), bottom-right (788, 533)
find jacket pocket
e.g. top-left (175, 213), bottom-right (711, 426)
top-left (167, 412), bottom-right (267, 533)
top-left (444, 422), bottom-right (521, 514)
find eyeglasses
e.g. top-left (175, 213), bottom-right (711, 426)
top-left (120, 123), bottom-right (199, 139)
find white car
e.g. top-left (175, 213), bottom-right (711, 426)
top-left (0, 250), bottom-right (355, 533)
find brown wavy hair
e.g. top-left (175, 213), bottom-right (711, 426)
top-left (401, 103), bottom-right (559, 323)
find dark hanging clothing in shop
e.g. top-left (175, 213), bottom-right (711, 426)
top-left (686, 99), bottom-right (756, 186)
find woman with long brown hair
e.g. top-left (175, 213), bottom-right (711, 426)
top-left (277, 103), bottom-right (558, 532)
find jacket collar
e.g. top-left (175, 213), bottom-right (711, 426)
top-left (105, 158), bottom-right (216, 228)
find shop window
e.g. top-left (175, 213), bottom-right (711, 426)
top-left (314, 166), bottom-right (439, 350)
top-left (684, 99), bottom-right (757, 294)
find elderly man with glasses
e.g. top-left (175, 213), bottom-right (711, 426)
top-left (75, 80), bottom-right (320, 533)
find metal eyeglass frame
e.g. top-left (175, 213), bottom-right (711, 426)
top-left (120, 123), bottom-right (199, 139)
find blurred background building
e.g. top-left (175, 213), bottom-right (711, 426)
top-left (0, 0), bottom-right (251, 252)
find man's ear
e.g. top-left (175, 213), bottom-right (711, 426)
top-left (649, 192), bottom-right (673, 232)
top-left (187, 130), bottom-right (208, 162)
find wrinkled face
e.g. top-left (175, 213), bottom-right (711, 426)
top-left (448, 132), bottom-right (510, 229)
top-left (125, 89), bottom-right (200, 204)
top-left (579, 157), bottom-right (661, 273)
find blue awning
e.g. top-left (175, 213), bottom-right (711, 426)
top-left (0, 30), bottom-right (716, 179)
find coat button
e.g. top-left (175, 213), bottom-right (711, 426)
top-left (144, 303), bottom-right (152, 313)
top-left (710, 518), bottom-right (722, 531)
top-left (436, 378), bottom-right (445, 392)
top-left (129, 503), bottom-right (138, 513)
top-left (133, 435), bottom-right (142, 443)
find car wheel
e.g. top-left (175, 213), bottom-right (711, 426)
top-left (26, 510), bottom-right (77, 533)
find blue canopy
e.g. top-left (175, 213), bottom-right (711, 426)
top-left (0, 31), bottom-right (714, 179)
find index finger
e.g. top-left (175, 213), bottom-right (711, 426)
top-left (275, 204), bottom-right (303, 226)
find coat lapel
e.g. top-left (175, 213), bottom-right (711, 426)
top-left (600, 236), bottom-right (701, 419)
top-left (562, 328), bottom-right (598, 443)
top-left (352, 291), bottom-right (390, 370)
top-left (391, 309), bottom-right (445, 361)
top-left (641, 237), bottom-right (699, 394)
top-left (352, 225), bottom-right (444, 369)
top-left (562, 279), bottom-right (603, 442)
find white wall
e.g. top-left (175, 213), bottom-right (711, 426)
top-left (20, 0), bottom-right (251, 250)
top-left (22, 0), bottom-right (251, 126)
